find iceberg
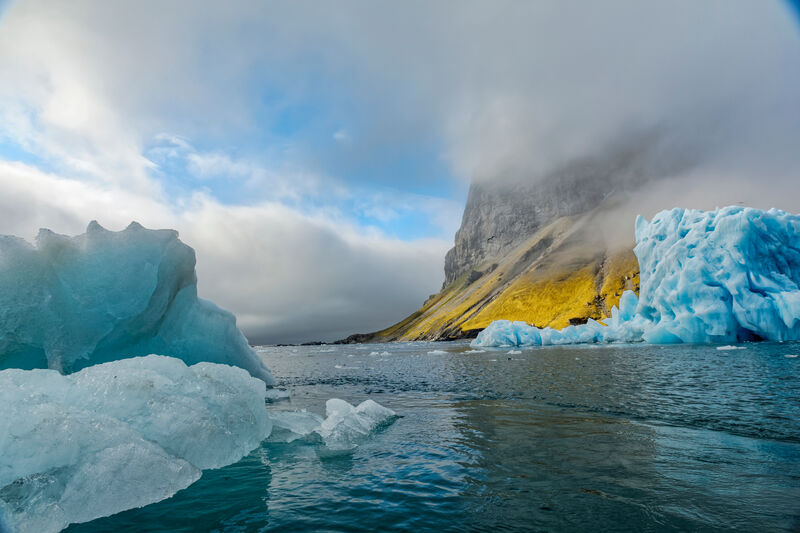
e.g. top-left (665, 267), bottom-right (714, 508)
top-left (317, 398), bottom-right (397, 453)
top-left (473, 206), bottom-right (800, 347)
top-left (0, 221), bottom-right (273, 384)
top-left (0, 355), bottom-right (272, 533)
top-left (267, 399), bottom-right (398, 455)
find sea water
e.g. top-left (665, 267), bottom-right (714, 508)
top-left (68, 341), bottom-right (800, 532)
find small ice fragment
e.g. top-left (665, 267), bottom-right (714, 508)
top-left (465, 349), bottom-right (485, 353)
top-left (265, 388), bottom-right (291, 402)
top-left (267, 410), bottom-right (324, 443)
top-left (785, 354), bottom-right (799, 358)
top-left (717, 345), bottom-right (746, 350)
top-left (507, 350), bottom-right (522, 354)
top-left (317, 399), bottom-right (397, 455)
top-left (427, 350), bottom-right (447, 355)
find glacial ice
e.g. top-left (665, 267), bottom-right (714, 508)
top-left (0, 221), bottom-right (273, 384)
top-left (318, 399), bottom-right (397, 453)
top-left (0, 355), bottom-right (272, 533)
top-left (267, 399), bottom-right (398, 455)
top-left (473, 206), bottom-right (800, 347)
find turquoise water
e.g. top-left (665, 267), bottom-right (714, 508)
top-left (69, 341), bottom-right (800, 532)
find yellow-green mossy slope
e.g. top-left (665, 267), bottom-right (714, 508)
top-left (353, 210), bottom-right (639, 342)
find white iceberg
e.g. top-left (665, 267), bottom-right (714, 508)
top-left (317, 399), bottom-right (397, 453)
top-left (0, 355), bottom-right (272, 533)
top-left (473, 206), bottom-right (800, 347)
top-left (267, 410), bottom-right (325, 444)
top-left (0, 221), bottom-right (272, 384)
top-left (267, 399), bottom-right (398, 455)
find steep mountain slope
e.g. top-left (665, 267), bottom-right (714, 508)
top-left (339, 135), bottom-right (688, 343)
top-left (346, 206), bottom-right (638, 342)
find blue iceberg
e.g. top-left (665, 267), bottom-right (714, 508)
top-left (473, 206), bottom-right (800, 347)
top-left (0, 221), bottom-right (401, 533)
top-left (0, 221), bottom-right (273, 384)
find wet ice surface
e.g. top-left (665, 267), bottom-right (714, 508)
top-left (70, 341), bottom-right (800, 532)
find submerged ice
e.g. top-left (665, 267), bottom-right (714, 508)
top-left (0, 355), bottom-right (271, 533)
top-left (473, 206), bottom-right (800, 347)
top-left (0, 221), bottom-right (272, 383)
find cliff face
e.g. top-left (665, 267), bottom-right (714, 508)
top-left (443, 133), bottom-right (674, 286)
top-left (445, 176), bottom-right (616, 287)
top-left (340, 134), bottom-right (688, 343)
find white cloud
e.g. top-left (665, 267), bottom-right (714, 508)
top-left (0, 160), bottom-right (449, 343)
top-left (332, 129), bottom-right (351, 143)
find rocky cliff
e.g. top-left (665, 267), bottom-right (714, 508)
top-left (340, 133), bottom-right (688, 342)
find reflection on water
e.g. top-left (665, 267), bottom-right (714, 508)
top-left (70, 341), bottom-right (800, 532)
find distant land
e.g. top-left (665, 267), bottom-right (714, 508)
top-left (334, 136), bottom-right (691, 343)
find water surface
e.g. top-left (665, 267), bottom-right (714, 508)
top-left (70, 341), bottom-right (800, 532)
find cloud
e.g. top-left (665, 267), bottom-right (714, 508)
top-left (0, 160), bottom-right (448, 343)
top-left (1, 0), bottom-right (799, 342)
top-left (332, 129), bottom-right (351, 144)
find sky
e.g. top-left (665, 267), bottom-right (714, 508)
top-left (0, 1), bottom-right (799, 343)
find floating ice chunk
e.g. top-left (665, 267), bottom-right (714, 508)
top-left (507, 350), bottom-right (522, 354)
top-left (317, 399), bottom-right (397, 454)
top-left (0, 355), bottom-right (271, 533)
top-left (266, 399), bottom-right (397, 451)
top-left (427, 349), bottom-right (447, 355)
top-left (473, 207), bottom-right (800, 347)
top-left (716, 345), bottom-right (746, 351)
top-left (0, 222), bottom-right (273, 384)
top-left (265, 388), bottom-right (291, 402)
top-left (267, 410), bottom-right (325, 444)
top-left (785, 354), bottom-right (799, 358)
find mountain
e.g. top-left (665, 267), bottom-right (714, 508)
top-left (339, 133), bottom-right (690, 343)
